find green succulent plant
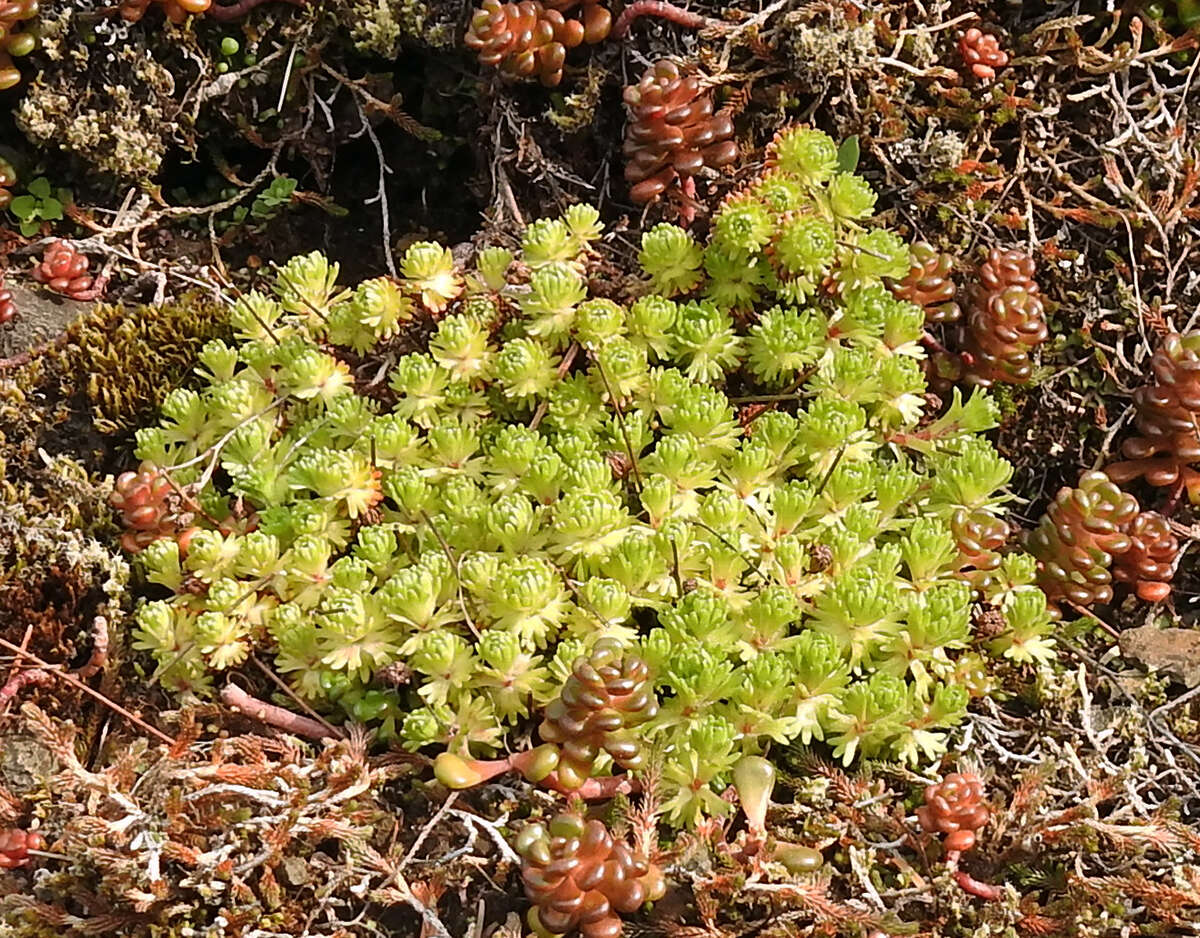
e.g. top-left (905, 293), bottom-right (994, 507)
top-left (127, 129), bottom-right (1054, 827)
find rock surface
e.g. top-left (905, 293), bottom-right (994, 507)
top-left (1119, 625), bottom-right (1200, 688)
top-left (0, 281), bottom-right (91, 363)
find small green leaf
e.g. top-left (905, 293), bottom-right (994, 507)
top-left (836, 136), bottom-right (860, 174)
top-left (319, 200), bottom-right (349, 218)
top-left (27, 176), bottom-right (50, 199)
top-left (41, 197), bottom-right (63, 221)
top-left (19, 218), bottom-right (39, 236)
top-left (9, 194), bottom-right (36, 219)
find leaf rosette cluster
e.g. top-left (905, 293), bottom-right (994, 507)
top-left (127, 135), bottom-right (1054, 825)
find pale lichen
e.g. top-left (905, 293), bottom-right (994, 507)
top-left (347, 0), bottom-right (456, 56)
top-left (782, 17), bottom-right (877, 85)
top-left (15, 44), bottom-right (177, 180)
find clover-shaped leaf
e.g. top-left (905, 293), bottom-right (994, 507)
top-left (9, 194), bottom-right (36, 220)
top-left (26, 177), bottom-right (51, 199)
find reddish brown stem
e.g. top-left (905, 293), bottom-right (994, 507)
top-left (250, 654), bottom-right (345, 739)
top-left (0, 329), bottom-right (70, 371)
top-left (75, 616), bottom-right (109, 681)
top-left (1162, 475), bottom-right (1186, 517)
top-left (612, 0), bottom-right (724, 38)
top-left (66, 272), bottom-right (110, 302)
top-left (207, 0), bottom-right (304, 19)
top-left (1063, 600), bottom-right (1120, 639)
top-left (1, 616), bottom-right (109, 715)
top-left (0, 669), bottom-right (54, 711)
top-left (1, 625), bottom-right (33, 711)
top-left (541, 772), bottom-right (639, 798)
top-left (465, 755), bottom-right (522, 784)
top-left (953, 869), bottom-right (1004, 901)
top-left (220, 683), bottom-right (335, 741)
top-left (676, 175), bottom-right (698, 227)
top-left (945, 849), bottom-right (1003, 901)
top-left (0, 636), bottom-right (175, 745)
top-left (920, 330), bottom-right (953, 357)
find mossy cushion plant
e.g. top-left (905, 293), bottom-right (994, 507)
top-left (127, 127), bottom-right (1055, 827)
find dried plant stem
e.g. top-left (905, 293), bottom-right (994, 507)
top-left (249, 654), bottom-right (345, 739)
top-left (589, 353), bottom-right (643, 490)
top-left (0, 635), bottom-right (174, 745)
top-left (530, 342), bottom-right (580, 430)
top-left (220, 683), bottom-right (334, 741)
top-left (1063, 600), bottom-right (1120, 640)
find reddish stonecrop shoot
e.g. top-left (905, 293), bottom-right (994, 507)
top-left (0, 278), bottom-right (15, 325)
top-left (32, 240), bottom-right (108, 301)
top-left (917, 771), bottom-right (1002, 901)
top-left (622, 60), bottom-right (738, 216)
top-left (0, 828), bottom-right (44, 869)
top-left (959, 27), bottom-right (1008, 81)
top-left (110, 462), bottom-right (198, 554)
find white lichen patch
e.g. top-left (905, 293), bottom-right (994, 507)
top-left (16, 46), bottom-right (177, 180)
top-left (784, 18), bottom-right (878, 82)
top-left (348, 0), bottom-right (455, 57)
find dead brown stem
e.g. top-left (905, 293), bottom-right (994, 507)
top-left (220, 682), bottom-right (335, 741)
top-left (0, 635), bottom-right (174, 745)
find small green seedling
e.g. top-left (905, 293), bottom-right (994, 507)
top-left (10, 177), bottom-right (71, 236)
top-left (251, 176), bottom-right (297, 221)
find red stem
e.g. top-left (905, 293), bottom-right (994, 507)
top-left (676, 175), bottom-right (698, 227)
top-left (945, 849), bottom-right (1003, 901)
top-left (541, 772), bottom-right (639, 798)
top-left (207, 0), bottom-right (305, 21)
top-left (612, 1), bottom-right (725, 39)
top-left (1162, 475), bottom-right (1186, 517)
top-left (0, 329), bottom-right (69, 371)
top-left (220, 683), bottom-right (334, 741)
top-left (66, 272), bottom-right (110, 302)
top-left (0, 669), bottom-right (54, 710)
top-left (953, 869), bottom-right (1004, 901)
top-left (75, 616), bottom-right (109, 681)
top-left (0, 616), bottom-right (109, 714)
top-left (919, 330), bottom-right (953, 357)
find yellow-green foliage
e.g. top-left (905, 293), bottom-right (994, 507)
top-left (125, 132), bottom-right (1057, 826)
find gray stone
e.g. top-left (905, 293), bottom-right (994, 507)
top-left (1119, 626), bottom-right (1200, 687)
top-left (0, 281), bottom-right (92, 362)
